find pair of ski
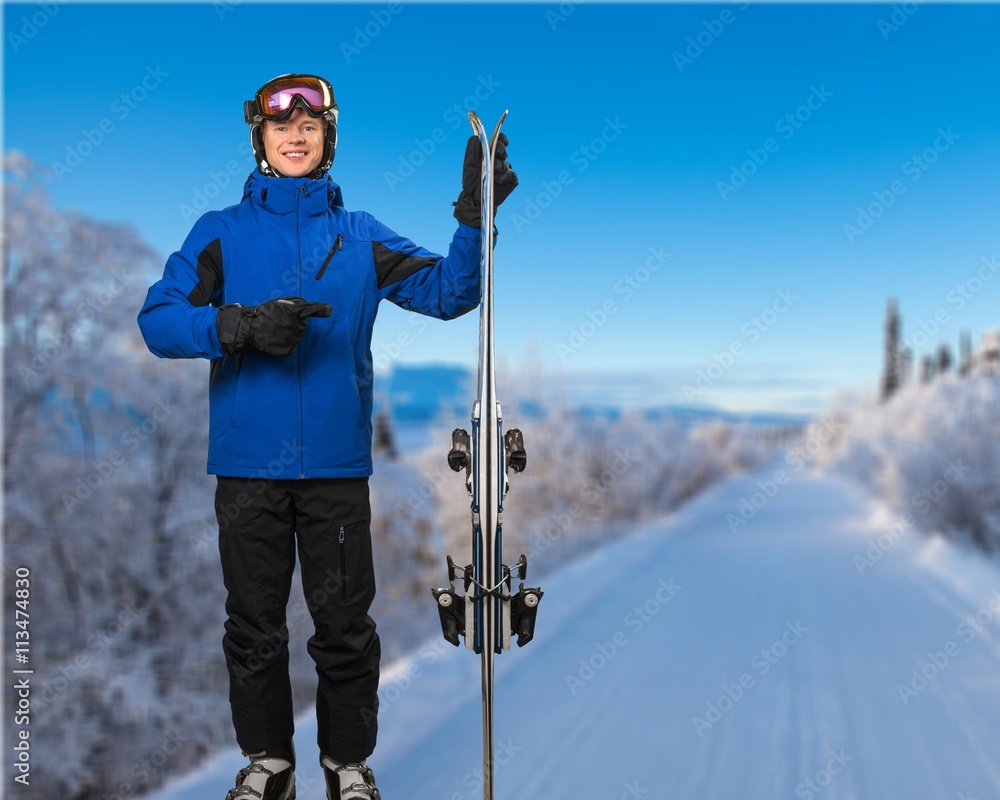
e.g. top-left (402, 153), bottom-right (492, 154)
top-left (432, 110), bottom-right (543, 800)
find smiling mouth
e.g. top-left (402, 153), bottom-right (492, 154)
top-left (282, 151), bottom-right (307, 159)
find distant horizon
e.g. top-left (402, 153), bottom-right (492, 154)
top-left (378, 359), bottom-right (844, 420)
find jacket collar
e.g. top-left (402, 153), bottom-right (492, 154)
top-left (243, 168), bottom-right (344, 216)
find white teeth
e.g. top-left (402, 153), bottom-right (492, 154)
top-left (284, 152), bottom-right (305, 158)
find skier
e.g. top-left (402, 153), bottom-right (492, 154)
top-left (137, 73), bottom-right (517, 800)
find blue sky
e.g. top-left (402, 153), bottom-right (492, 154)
top-left (4, 2), bottom-right (999, 414)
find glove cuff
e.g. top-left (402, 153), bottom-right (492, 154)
top-left (216, 304), bottom-right (255, 354)
top-left (453, 196), bottom-right (481, 229)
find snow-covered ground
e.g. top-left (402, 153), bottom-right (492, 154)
top-left (146, 467), bottom-right (1000, 799)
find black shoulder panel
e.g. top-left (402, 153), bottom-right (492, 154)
top-left (372, 241), bottom-right (436, 291)
top-left (187, 238), bottom-right (224, 307)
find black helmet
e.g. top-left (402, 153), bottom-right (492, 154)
top-left (244, 73), bottom-right (339, 178)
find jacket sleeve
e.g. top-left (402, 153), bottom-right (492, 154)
top-left (369, 215), bottom-right (482, 320)
top-left (137, 215), bottom-right (226, 359)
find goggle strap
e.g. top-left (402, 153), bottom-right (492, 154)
top-left (243, 100), bottom-right (259, 124)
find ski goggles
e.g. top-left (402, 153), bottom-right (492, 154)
top-left (244, 74), bottom-right (337, 123)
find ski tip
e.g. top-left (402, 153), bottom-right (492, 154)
top-left (467, 110), bottom-right (485, 136)
top-left (489, 110), bottom-right (509, 151)
top-left (469, 109), bottom-right (508, 142)
top-left (468, 110), bottom-right (490, 142)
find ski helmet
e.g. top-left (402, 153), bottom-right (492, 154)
top-left (244, 73), bottom-right (339, 178)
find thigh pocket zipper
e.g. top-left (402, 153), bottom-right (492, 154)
top-left (338, 525), bottom-right (347, 601)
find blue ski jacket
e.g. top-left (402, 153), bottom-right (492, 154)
top-left (138, 168), bottom-right (481, 478)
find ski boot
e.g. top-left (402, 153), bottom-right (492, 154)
top-left (320, 755), bottom-right (381, 800)
top-left (225, 740), bottom-right (295, 800)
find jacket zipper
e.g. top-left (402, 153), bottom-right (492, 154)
top-left (338, 526), bottom-right (347, 601)
top-left (315, 234), bottom-right (343, 280)
top-left (296, 186), bottom-right (306, 478)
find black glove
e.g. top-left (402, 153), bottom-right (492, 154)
top-left (217, 297), bottom-right (332, 357)
top-left (453, 133), bottom-right (519, 228)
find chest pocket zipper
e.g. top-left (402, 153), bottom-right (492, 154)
top-left (316, 234), bottom-right (344, 280)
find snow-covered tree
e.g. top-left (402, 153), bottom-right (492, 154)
top-left (802, 374), bottom-right (1000, 551)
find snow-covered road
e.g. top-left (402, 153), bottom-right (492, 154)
top-left (148, 468), bottom-right (1000, 799)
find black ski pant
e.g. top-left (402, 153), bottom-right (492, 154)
top-left (216, 476), bottom-right (380, 764)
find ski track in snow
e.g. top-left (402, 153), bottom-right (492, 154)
top-left (145, 468), bottom-right (1000, 800)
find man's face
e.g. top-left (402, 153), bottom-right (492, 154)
top-left (262, 107), bottom-right (325, 177)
